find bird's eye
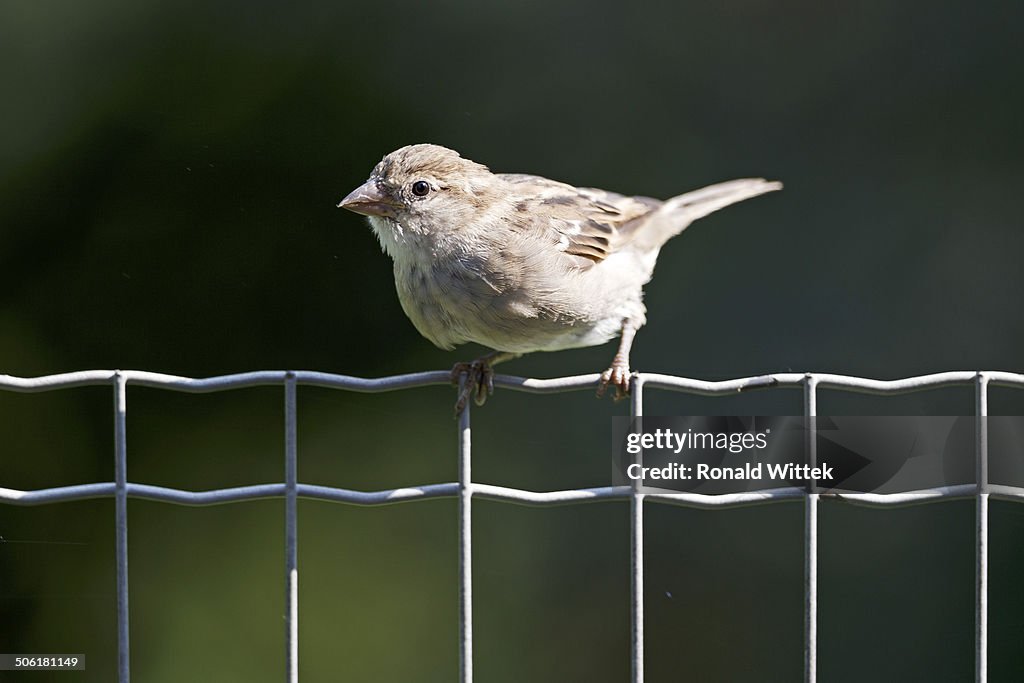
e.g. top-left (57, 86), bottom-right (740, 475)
top-left (411, 180), bottom-right (431, 197)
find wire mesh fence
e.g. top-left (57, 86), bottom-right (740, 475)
top-left (2, 368), bottom-right (1023, 682)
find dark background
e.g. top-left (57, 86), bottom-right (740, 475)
top-left (2, 1), bottom-right (1023, 681)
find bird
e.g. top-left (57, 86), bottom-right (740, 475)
top-left (338, 144), bottom-right (781, 413)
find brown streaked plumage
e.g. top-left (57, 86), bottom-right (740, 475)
top-left (339, 144), bottom-right (781, 413)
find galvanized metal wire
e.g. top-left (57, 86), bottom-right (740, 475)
top-left (2, 368), bottom-right (1024, 683)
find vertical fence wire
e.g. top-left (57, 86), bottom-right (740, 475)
top-left (630, 375), bottom-right (645, 683)
top-left (975, 373), bottom-right (989, 683)
top-left (458, 379), bottom-right (473, 683)
top-left (113, 372), bottom-right (130, 683)
top-left (285, 374), bottom-right (299, 683)
top-left (803, 375), bottom-right (818, 683)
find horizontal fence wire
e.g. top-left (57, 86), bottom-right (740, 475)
top-left (3, 370), bottom-right (1023, 510)
top-left (2, 369), bottom-right (1024, 683)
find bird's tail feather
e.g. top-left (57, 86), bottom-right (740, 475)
top-left (635, 178), bottom-right (782, 251)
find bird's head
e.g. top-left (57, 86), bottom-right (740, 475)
top-left (339, 144), bottom-right (495, 257)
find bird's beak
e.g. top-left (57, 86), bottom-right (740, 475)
top-left (337, 180), bottom-right (399, 218)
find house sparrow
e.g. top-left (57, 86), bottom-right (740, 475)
top-left (339, 144), bottom-right (781, 413)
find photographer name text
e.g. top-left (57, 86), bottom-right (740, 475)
top-left (626, 462), bottom-right (833, 481)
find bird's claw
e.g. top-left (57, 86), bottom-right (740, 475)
top-left (451, 359), bottom-right (495, 416)
top-left (597, 360), bottom-right (632, 401)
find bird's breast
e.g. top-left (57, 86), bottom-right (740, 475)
top-left (389, 246), bottom-right (640, 354)
top-left (392, 253), bottom-right (502, 351)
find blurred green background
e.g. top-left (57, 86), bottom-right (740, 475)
top-left (2, 0), bottom-right (1023, 681)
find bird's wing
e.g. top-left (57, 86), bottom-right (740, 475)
top-left (499, 174), bottom-right (660, 265)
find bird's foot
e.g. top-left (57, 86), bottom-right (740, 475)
top-left (451, 357), bottom-right (497, 415)
top-left (597, 358), bottom-right (632, 401)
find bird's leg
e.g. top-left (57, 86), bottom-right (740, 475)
top-left (451, 350), bottom-right (521, 415)
top-left (597, 322), bottom-right (638, 401)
